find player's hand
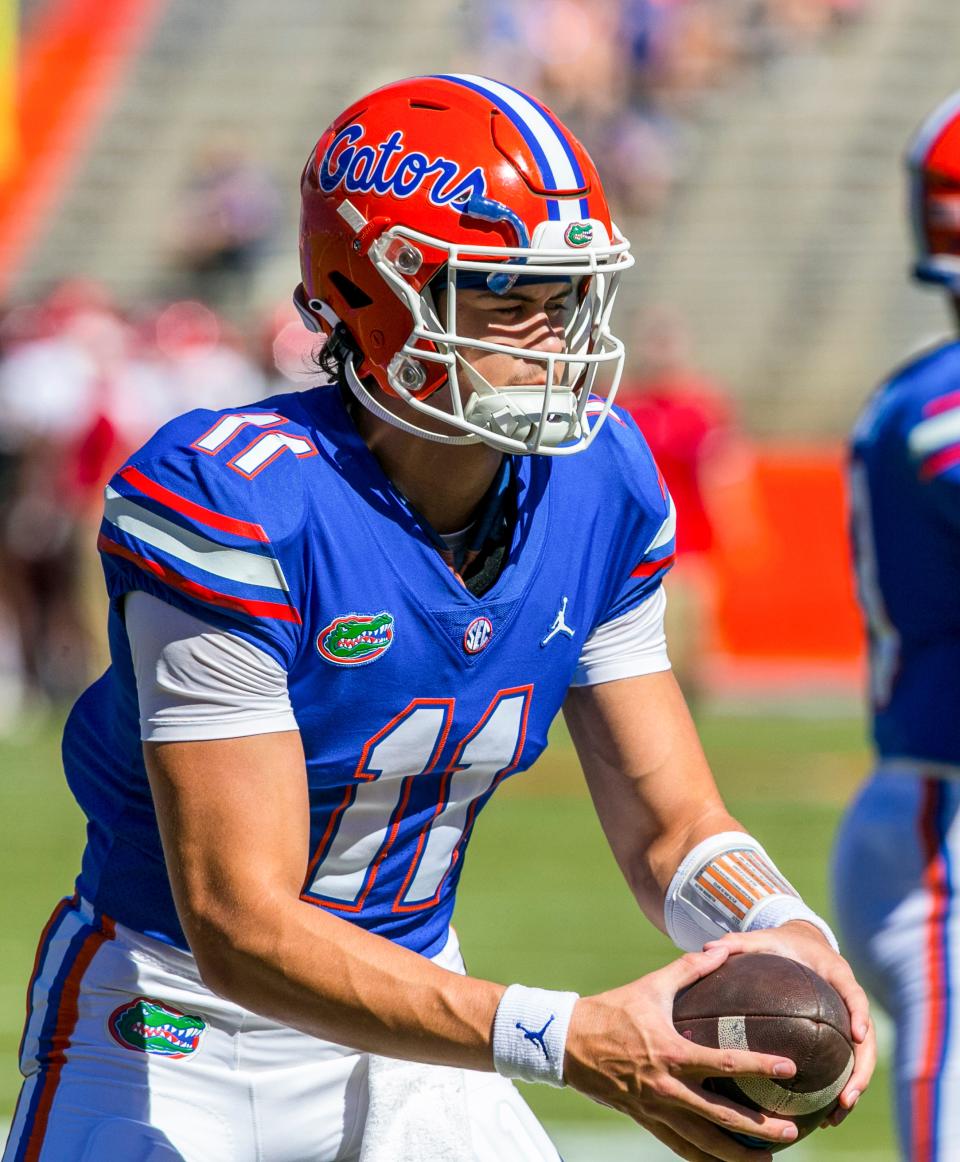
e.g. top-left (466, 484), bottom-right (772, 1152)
top-left (563, 944), bottom-right (803, 1161)
top-left (702, 922), bottom-right (876, 1128)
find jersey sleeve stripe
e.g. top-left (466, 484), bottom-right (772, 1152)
top-left (908, 408), bottom-right (960, 457)
top-left (923, 389), bottom-right (960, 418)
top-left (98, 533), bottom-right (303, 624)
top-left (585, 398), bottom-right (627, 426)
top-left (630, 551), bottom-right (676, 579)
top-left (645, 496), bottom-right (677, 553)
top-left (103, 487), bottom-right (290, 592)
top-left (919, 443), bottom-right (960, 480)
top-left (118, 465), bottom-right (270, 543)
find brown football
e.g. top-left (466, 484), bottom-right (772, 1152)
top-left (673, 953), bottom-right (854, 1151)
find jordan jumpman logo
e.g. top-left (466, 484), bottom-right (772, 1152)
top-left (516, 1014), bottom-right (555, 1059)
top-left (541, 596), bottom-right (575, 647)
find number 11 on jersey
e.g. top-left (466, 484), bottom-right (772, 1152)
top-left (302, 687), bottom-right (533, 914)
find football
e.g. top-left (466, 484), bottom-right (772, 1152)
top-left (673, 953), bottom-right (854, 1151)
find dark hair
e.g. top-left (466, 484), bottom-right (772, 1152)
top-left (315, 322), bottom-right (356, 382)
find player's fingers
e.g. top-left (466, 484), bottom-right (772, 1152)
top-left (838, 1018), bottom-right (876, 1111)
top-left (823, 963), bottom-right (872, 1044)
top-left (658, 1074), bottom-right (799, 1146)
top-left (653, 944), bottom-right (731, 997)
top-left (702, 933), bottom-right (752, 955)
top-left (674, 1038), bottom-right (796, 1085)
top-left (654, 1104), bottom-right (782, 1162)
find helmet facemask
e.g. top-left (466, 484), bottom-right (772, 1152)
top-left (342, 219), bottom-right (634, 455)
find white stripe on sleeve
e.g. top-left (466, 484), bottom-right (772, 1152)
top-left (907, 408), bottom-right (960, 458)
top-left (570, 587), bottom-right (671, 687)
top-left (645, 496), bottom-right (676, 553)
top-left (104, 487), bottom-right (290, 592)
top-left (124, 590), bottom-right (298, 742)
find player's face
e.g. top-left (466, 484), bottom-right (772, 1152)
top-left (439, 279), bottom-right (576, 389)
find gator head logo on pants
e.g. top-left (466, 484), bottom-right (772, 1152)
top-left (317, 611), bottom-right (395, 665)
top-left (109, 998), bottom-right (206, 1058)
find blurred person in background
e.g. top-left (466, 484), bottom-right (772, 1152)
top-left (618, 306), bottom-right (751, 708)
top-left (4, 74), bottom-right (872, 1162)
top-left (465, 0), bottom-right (861, 222)
top-left (255, 298), bottom-right (330, 394)
top-left (833, 90), bottom-right (960, 1162)
top-left (0, 280), bottom-right (166, 714)
top-left (146, 298), bottom-right (267, 414)
top-left (0, 286), bottom-right (273, 717)
top-left (170, 140), bottom-right (282, 313)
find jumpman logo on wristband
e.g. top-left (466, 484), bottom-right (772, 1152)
top-left (516, 1014), bottom-right (555, 1058)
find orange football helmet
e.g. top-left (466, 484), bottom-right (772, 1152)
top-left (908, 90), bottom-right (960, 292)
top-left (296, 74), bottom-right (633, 454)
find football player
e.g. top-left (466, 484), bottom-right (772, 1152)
top-left (834, 89), bottom-right (960, 1162)
top-left (6, 75), bottom-right (873, 1162)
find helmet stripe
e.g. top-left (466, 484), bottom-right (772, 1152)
top-left (433, 73), bottom-right (590, 222)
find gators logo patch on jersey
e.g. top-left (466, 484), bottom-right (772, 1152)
top-left (318, 612), bottom-right (395, 665)
top-left (108, 998), bottom-right (205, 1058)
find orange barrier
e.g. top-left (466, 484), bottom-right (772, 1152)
top-left (701, 442), bottom-right (866, 689)
top-left (0, 0), bottom-right (166, 297)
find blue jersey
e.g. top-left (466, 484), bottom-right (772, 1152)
top-left (64, 386), bottom-right (675, 956)
top-left (850, 341), bottom-right (960, 764)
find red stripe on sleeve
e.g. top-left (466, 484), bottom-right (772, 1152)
top-left (119, 466), bottom-right (270, 542)
top-left (630, 552), bottom-right (676, 579)
top-left (98, 533), bottom-right (302, 625)
top-left (920, 444), bottom-right (960, 481)
top-left (923, 392), bottom-right (960, 418)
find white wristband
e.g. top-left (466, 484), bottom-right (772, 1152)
top-left (745, 896), bottom-right (839, 952)
top-left (492, 984), bottom-right (579, 1087)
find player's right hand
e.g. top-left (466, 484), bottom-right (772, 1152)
top-left (562, 945), bottom-right (801, 1162)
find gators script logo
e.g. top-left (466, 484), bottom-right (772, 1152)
top-left (318, 612), bottom-right (395, 666)
top-left (109, 998), bottom-right (205, 1059)
top-left (318, 125), bottom-right (486, 209)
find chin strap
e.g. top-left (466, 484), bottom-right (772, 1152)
top-left (457, 355), bottom-right (580, 446)
top-left (343, 355), bottom-right (479, 446)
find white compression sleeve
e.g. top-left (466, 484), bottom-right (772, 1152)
top-left (124, 590), bottom-right (298, 742)
top-left (570, 587), bottom-right (671, 687)
top-left (664, 831), bottom-right (839, 952)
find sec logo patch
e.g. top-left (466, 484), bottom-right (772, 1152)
top-left (463, 616), bottom-right (493, 655)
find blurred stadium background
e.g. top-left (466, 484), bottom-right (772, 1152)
top-left (2, 0), bottom-right (958, 1156)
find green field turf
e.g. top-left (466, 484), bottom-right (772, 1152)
top-left (0, 708), bottom-right (895, 1158)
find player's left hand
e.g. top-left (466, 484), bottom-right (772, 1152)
top-left (702, 921), bottom-right (876, 1129)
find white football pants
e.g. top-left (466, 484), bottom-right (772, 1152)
top-left (3, 896), bottom-right (563, 1162)
top-left (833, 767), bottom-right (960, 1162)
